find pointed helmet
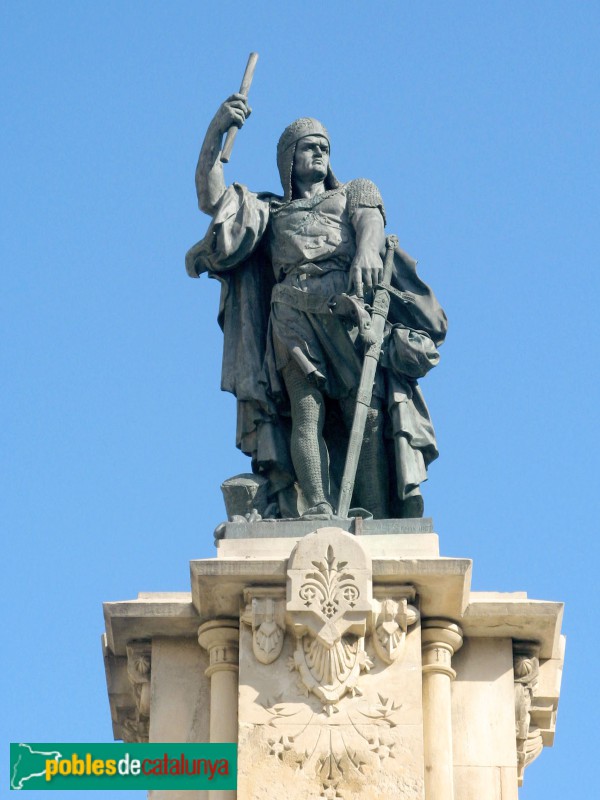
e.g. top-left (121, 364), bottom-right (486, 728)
top-left (276, 118), bottom-right (341, 200)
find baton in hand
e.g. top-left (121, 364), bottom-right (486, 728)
top-left (220, 52), bottom-right (259, 164)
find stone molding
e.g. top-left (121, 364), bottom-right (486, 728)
top-left (190, 553), bottom-right (472, 621)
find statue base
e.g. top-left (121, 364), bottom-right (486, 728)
top-left (102, 518), bottom-right (564, 799)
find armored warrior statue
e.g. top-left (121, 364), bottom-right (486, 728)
top-left (186, 93), bottom-right (447, 520)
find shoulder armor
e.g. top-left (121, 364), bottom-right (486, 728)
top-left (346, 178), bottom-right (386, 224)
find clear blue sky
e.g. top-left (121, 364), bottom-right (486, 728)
top-left (2, 2), bottom-right (598, 797)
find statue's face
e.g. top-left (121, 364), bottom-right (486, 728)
top-left (292, 135), bottom-right (330, 185)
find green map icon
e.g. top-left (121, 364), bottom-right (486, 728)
top-left (10, 743), bottom-right (63, 790)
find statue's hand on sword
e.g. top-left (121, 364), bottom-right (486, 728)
top-left (346, 206), bottom-right (385, 300)
top-left (347, 249), bottom-right (384, 299)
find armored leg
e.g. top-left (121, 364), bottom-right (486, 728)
top-left (282, 361), bottom-right (332, 515)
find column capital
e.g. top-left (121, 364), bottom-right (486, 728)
top-left (198, 619), bottom-right (239, 677)
top-left (421, 618), bottom-right (463, 679)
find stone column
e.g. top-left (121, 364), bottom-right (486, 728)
top-left (421, 618), bottom-right (463, 800)
top-left (198, 619), bottom-right (239, 800)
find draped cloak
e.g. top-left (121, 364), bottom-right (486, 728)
top-left (186, 181), bottom-right (447, 516)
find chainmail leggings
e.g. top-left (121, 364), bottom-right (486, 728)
top-left (282, 360), bottom-right (389, 517)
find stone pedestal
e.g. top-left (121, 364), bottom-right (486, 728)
top-left (102, 519), bottom-right (564, 799)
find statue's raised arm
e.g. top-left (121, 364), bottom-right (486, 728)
top-left (195, 94), bottom-right (252, 215)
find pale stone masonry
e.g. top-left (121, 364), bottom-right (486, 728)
top-left (103, 521), bottom-right (564, 799)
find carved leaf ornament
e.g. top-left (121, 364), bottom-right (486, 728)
top-left (299, 546), bottom-right (360, 619)
top-left (261, 691), bottom-right (404, 798)
top-left (292, 634), bottom-right (373, 708)
top-left (287, 528), bottom-right (374, 709)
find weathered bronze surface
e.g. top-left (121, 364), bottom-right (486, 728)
top-left (187, 89), bottom-right (446, 521)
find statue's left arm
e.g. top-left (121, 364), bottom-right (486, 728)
top-left (346, 179), bottom-right (386, 298)
top-left (195, 94), bottom-right (251, 216)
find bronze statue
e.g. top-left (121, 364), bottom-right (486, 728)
top-left (187, 92), bottom-right (446, 520)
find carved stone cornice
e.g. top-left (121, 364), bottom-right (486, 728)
top-left (513, 641), bottom-right (543, 785)
top-left (123, 640), bottom-right (151, 743)
top-left (197, 619), bottom-right (239, 677)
